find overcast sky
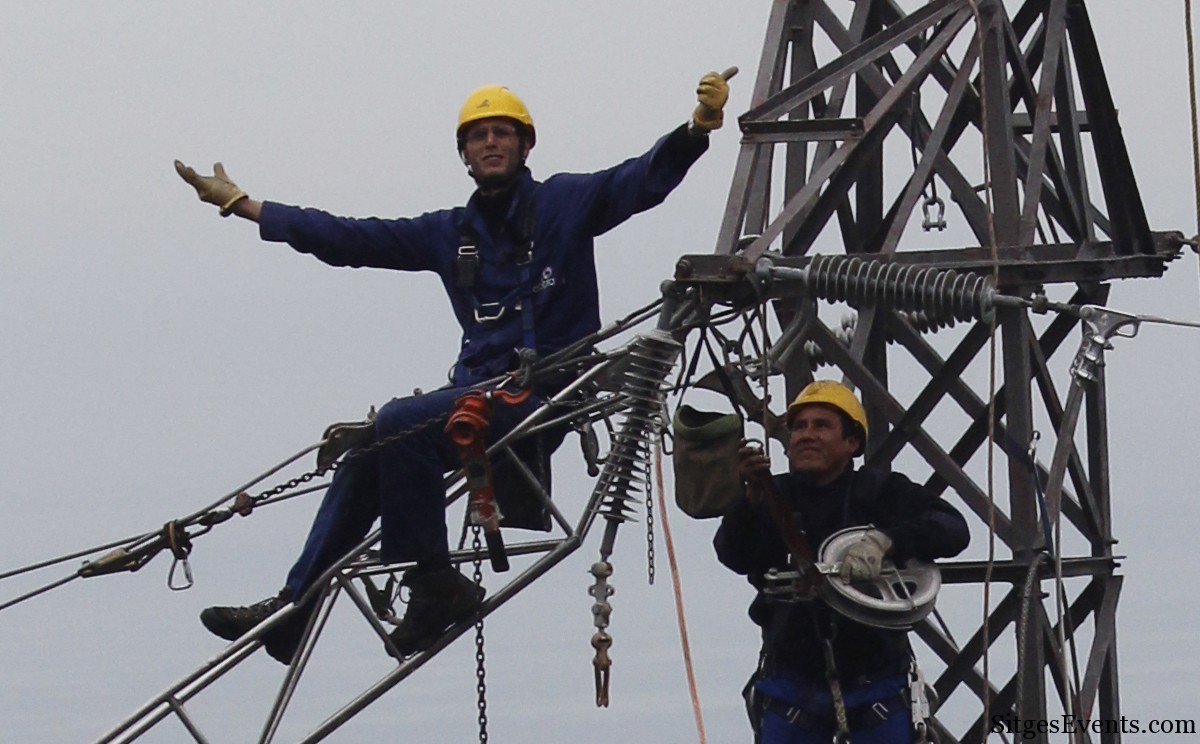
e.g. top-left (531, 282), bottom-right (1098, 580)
top-left (3, 2), bottom-right (1199, 742)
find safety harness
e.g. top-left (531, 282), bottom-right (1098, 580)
top-left (750, 472), bottom-right (856, 741)
top-left (747, 470), bottom-right (933, 742)
top-left (455, 188), bottom-right (540, 355)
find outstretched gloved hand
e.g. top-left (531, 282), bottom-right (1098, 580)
top-left (174, 160), bottom-right (248, 217)
top-left (838, 529), bottom-right (894, 582)
top-left (692, 67), bottom-right (736, 132)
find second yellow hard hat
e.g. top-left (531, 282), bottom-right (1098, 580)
top-left (786, 380), bottom-right (868, 439)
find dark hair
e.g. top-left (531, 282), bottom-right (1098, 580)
top-left (837, 411), bottom-right (866, 456)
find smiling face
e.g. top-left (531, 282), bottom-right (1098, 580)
top-left (786, 403), bottom-right (860, 485)
top-left (459, 116), bottom-right (532, 190)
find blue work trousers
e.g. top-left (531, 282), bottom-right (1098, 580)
top-left (756, 674), bottom-right (912, 744)
top-left (283, 386), bottom-right (541, 596)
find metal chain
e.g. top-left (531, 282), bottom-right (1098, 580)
top-left (472, 527), bottom-right (489, 744)
top-left (248, 412), bottom-right (451, 507)
top-left (644, 462), bottom-right (655, 586)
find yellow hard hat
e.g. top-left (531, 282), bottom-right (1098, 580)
top-left (786, 380), bottom-right (868, 447)
top-left (457, 85), bottom-right (536, 147)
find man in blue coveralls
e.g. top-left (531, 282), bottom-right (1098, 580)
top-left (175, 71), bottom-right (731, 664)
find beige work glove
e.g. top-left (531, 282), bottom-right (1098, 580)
top-left (174, 160), bottom-right (248, 217)
top-left (838, 529), bottom-right (894, 582)
top-left (692, 68), bottom-right (735, 133)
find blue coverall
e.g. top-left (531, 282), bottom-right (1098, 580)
top-left (257, 124), bottom-right (709, 595)
top-left (714, 466), bottom-right (969, 743)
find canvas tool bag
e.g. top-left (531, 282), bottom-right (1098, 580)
top-left (671, 404), bottom-right (744, 519)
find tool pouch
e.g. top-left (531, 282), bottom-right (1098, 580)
top-left (491, 429), bottom-right (565, 531)
top-left (671, 404), bottom-right (744, 519)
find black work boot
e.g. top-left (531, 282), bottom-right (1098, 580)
top-left (200, 590), bottom-right (309, 665)
top-left (386, 567), bottom-right (484, 659)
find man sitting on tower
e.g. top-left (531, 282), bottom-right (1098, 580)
top-left (175, 71), bottom-right (732, 664)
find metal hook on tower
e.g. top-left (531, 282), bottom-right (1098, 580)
top-left (921, 195), bottom-right (947, 232)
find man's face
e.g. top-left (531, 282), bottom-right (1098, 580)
top-left (786, 403), bottom-right (859, 485)
top-left (460, 116), bottom-right (530, 187)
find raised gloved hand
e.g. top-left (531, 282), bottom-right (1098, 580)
top-left (174, 160), bottom-right (248, 217)
top-left (838, 529), bottom-right (893, 582)
top-left (736, 439), bottom-right (772, 503)
top-left (692, 67), bottom-right (736, 133)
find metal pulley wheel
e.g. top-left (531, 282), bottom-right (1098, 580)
top-left (817, 526), bottom-right (941, 630)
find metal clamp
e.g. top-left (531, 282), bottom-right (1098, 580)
top-left (1070, 305), bottom-right (1142, 382)
top-left (909, 661), bottom-right (932, 734)
top-left (1068, 303), bottom-right (1200, 382)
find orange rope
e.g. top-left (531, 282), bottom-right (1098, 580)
top-left (654, 440), bottom-right (707, 744)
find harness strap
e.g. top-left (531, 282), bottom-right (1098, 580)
top-left (758, 691), bottom-right (905, 733)
top-left (455, 241), bottom-right (479, 290)
top-left (513, 190), bottom-right (537, 352)
top-left (822, 635), bottom-right (852, 742)
top-left (455, 188), bottom-right (540, 353)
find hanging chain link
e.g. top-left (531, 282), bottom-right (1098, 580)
top-left (244, 413), bottom-right (452, 509)
top-left (644, 464), bottom-right (656, 586)
top-left (471, 526), bottom-right (489, 744)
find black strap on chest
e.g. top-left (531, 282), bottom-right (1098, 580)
top-left (455, 190), bottom-right (537, 290)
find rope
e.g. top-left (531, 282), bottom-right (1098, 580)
top-left (755, 298), bottom-right (773, 471)
top-left (1185, 0), bottom-right (1200, 300)
top-left (1016, 553), bottom-right (1049, 720)
top-left (963, 1), bottom-right (1002, 736)
top-left (1032, 435), bottom-right (1085, 741)
top-left (1187, 0), bottom-right (1200, 235)
top-left (653, 440), bottom-right (707, 744)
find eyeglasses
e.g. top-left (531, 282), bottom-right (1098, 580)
top-left (463, 122), bottom-right (519, 144)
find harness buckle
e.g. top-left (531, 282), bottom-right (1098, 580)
top-left (474, 302), bottom-right (507, 323)
top-left (456, 244), bottom-right (479, 289)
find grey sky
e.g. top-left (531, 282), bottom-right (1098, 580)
top-left (2, 1), bottom-right (1198, 741)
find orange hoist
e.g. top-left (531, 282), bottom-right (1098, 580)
top-left (445, 388), bottom-right (531, 573)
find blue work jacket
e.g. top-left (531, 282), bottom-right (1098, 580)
top-left (258, 124), bottom-right (708, 385)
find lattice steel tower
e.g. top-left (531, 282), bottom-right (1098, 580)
top-left (675, 1), bottom-right (1187, 741)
